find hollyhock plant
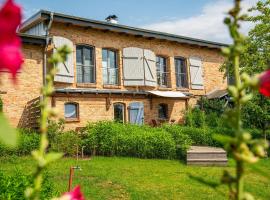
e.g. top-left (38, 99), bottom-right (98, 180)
top-left (0, 0), bottom-right (23, 79)
top-left (259, 69), bottom-right (270, 97)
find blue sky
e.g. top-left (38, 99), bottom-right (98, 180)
top-left (7, 0), bottom-right (258, 43)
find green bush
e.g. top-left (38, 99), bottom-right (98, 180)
top-left (197, 97), bottom-right (226, 116)
top-left (184, 107), bottom-right (206, 128)
top-left (0, 170), bottom-right (55, 200)
top-left (0, 129), bottom-right (40, 156)
top-left (162, 124), bottom-right (193, 159)
top-left (83, 121), bottom-right (177, 159)
top-left (50, 131), bottom-right (81, 157)
top-left (47, 119), bottom-right (65, 144)
top-left (163, 125), bottom-right (219, 147)
top-left (205, 112), bottom-right (220, 128)
top-left (17, 129), bottom-right (40, 156)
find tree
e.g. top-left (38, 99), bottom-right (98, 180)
top-left (221, 0), bottom-right (270, 76)
top-left (242, 92), bottom-right (270, 139)
top-left (221, 0), bottom-right (270, 137)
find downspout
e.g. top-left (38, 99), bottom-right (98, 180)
top-left (43, 12), bottom-right (54, 86)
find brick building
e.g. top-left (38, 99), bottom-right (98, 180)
top-left (1, 10), bottom-right (227, 130)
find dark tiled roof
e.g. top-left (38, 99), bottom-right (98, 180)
top-left (20, 10), bottom-right (228, 49)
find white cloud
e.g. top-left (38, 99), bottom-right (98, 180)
top-left (142, 0), bottom-right (258, 44)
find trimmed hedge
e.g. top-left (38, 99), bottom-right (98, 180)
top-left (83, 122), bottom-right (177, 159)
top-left (0, 121), bottom-right (268, 160)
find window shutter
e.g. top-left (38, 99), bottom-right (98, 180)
top-left (189, 57), bottom-right (204, 90)
top-left (143, 49), bottom-right (157, 87)
top-left (53, 36), bottom-right (74, 83)
top-left (128, 102), bottom-right (144, 125)
top-left (122, 47), bottom-right (144, 86)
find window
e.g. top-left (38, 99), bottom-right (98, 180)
top-left (114, 103), bottom-right (124, 123)
top-left (175, 58), bottom-right (188, 88)
top-left (102, 49), bottom-right (118, 85)
top-left (76, 45), bottom-right (95, 83)
top-left (64, 103), bottom-right (79, 120)
top-left (158, 104), bottom-right (168, 119)
top-left (156, 56), bottom-right (168, 87)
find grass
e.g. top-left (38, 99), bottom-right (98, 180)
top-left (1, 156), bottom-right (270, 200)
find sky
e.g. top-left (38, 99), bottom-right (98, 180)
top-left (3, 0), bottom-right (259, 43)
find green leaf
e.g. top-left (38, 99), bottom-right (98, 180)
top-left (0, 113), bottom-right (18, 147)
top-left (45, 152), bottom-right (63, 164)
top-left (213, 134), bottom-right (233, 145)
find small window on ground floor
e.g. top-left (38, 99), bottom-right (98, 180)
top-left (158, 103), bottom-right (168, 119)
top-left (64, 102), bottom-right (79, 120)
top-left (114, 103), bottom-right (125, 123)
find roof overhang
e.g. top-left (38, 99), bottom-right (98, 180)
top-left (20, 10), bottom-right (228, 49)
top-left (55, 88), bottom-right (149, 95)
top-left (206, 89), bottom-right (228, 99)
top-left (19, 33), bottom-right (47, 45)
top-left (55, 88), bottom-right (191, 99)
top-left (148, 90), bottom-right (188, 98)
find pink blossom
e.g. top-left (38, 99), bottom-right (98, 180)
top-left (259, 69), bottom-right (270, 97)
top-left (0, 0), bottom-right (23, 79)
top-left (58, 186), bottom-right (85, 200)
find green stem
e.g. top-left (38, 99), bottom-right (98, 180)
top-left (236, 161), bottom-right (244, 200)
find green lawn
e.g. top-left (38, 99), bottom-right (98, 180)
top-left (1, 156), bottom-right (270, 200)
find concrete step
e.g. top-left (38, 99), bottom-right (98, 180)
top-left (187, 158), bottom-right (228, 166)
top-left (187, 152), bottom-right (227, 160)
top-left (186, 146), bottom-right (228, 166)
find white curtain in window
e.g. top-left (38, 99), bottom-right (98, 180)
top-left (65, 104), bottom-right (77, 118)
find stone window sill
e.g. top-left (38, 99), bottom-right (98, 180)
top-left (176, 88), bottom-right (189, 92)
top-left (65, 118), bottom-right (80, 123)
top-left (76, 83), bottom-right (96, 88)
top-left (157, 87), bottom-right (172, 91)
top-left (103, 85), bottom-right (121, 89)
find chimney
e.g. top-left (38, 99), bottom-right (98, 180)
top-left (105, 15), bottom-right (118, 24)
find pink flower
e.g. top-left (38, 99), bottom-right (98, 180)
top-left (259, 69), bottom-right (270, 97)
top-left (0, 0), bottom-right (23, 79)
top-left (0, 0), bottom-right (21, 34)
top-left (57, 186), bottom-right (85, 200)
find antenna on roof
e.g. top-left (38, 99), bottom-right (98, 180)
top-left (105, 15), bottom-right (118, 24)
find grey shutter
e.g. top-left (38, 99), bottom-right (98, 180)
top-left (53, 36), bottom-right (74, 83)
top-left (189, 57), bottom-right (204, 90)
top-left (129, 102), bottom-right (144, 125)
top-left (123, 47), bottom-right (144, 86)
top-left (143, 49), bottom-right (157, 87)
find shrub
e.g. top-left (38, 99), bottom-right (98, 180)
top-left (163, 125), bottom-right (218, 147)
top-left (162, 124), bottom-right (193, 159)
top-left (50, 130), bottom-right (81, 157)
top-left (84, 121), bottom-right (177, 159)
top-left (0, 170), bottom-right (55, 200)
top-left (17, 129), bottom-right (40, 156)
top-left (205, 112), bottom-right (220, 128)
top-left (47, 119), bottom-right (65, 144)
top-left (184, 107), bottom-right (206, 128)
top-left (0, 129), bottom-right (40, 156)
top-left (197, 97), bottom-right (226, 116)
